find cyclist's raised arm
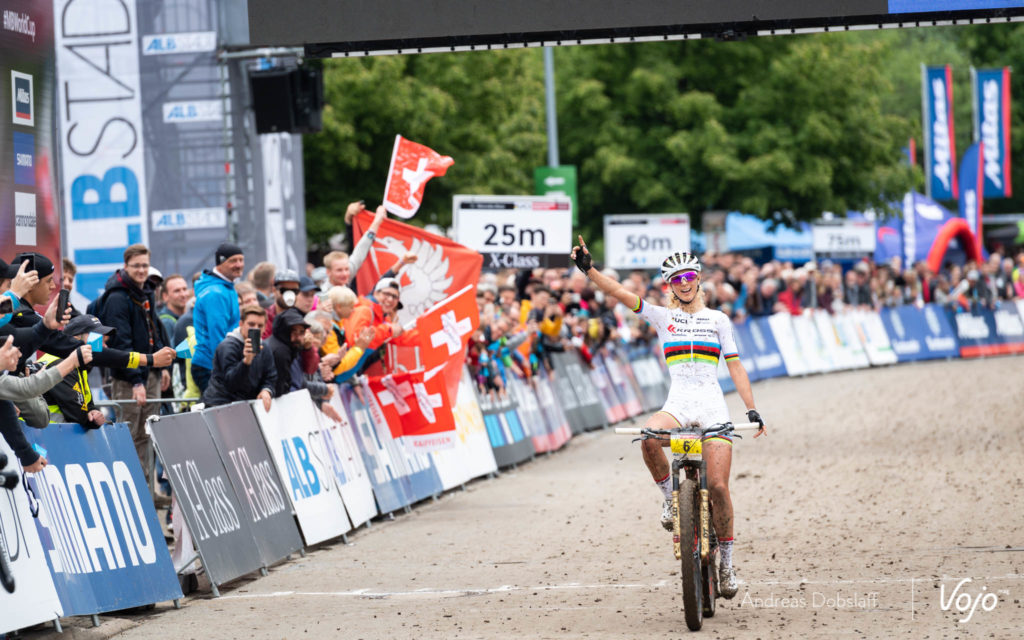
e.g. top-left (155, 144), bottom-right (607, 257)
top-left (570, 235), bottom-right (641, 311)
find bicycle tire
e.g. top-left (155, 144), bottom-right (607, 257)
top-left (678, 477), bottom-right (703, 631)
top-left (702, 524), bottom-right (718, 618)
top-left (0, 534), bottom-right (14, 594)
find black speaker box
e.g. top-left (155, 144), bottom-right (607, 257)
top-left (249, 66), bottom-right (323, 135)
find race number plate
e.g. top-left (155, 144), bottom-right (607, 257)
top-left (670, 436), bottom-right (702, 455)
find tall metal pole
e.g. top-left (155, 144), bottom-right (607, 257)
top-left (544, 46), bottom-right (559, 167)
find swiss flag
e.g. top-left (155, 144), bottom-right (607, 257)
top-left (383, 135), bottom-right (454, 219)
top-left (366, 369), bottom-right (456, 450)
top-left (416, 284), bottom-right (479, 371)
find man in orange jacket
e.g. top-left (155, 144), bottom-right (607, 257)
top-left (344, 277), bottom-right (419, 374)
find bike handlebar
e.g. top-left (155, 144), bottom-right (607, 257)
top-left (614, 421), bottom-right (763, 436)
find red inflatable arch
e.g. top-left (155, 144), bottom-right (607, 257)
top-left (926, 218), bottom-right (983, 273)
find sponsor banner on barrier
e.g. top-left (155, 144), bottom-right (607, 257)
top-left (508, 375), bottom-right (553, 453)
top-left (150, 413), bottom-right (264, 587)
top-left (252, 391), bottom-right (351, 545)
top-left (879, 304), bottom-right (959, 362)
top-left (745, 319), bottom-right (788, 379)
top-left (0, 436), bottom-right (63, 633)
top-left (767, 313), bottom-right (814, 376)
top-left (534, 376), bottom-right (573, 451)
top-left (475, 388), bottom-right (535, 468)
top-left (796, 313), bottom-right (839, 373)
top-left (591, 355), bottom-right (625, 423)
top-left (827, 311), bottom-right (872, 369)
top-left (628, 354), bottom-right (668, 412)
top-left (203, 403), bottom-right (305, 567)
top-left (548, 359), bottom-right (587, 434)
top-left (851, 310), bottom-right (899, 366)
top-left (443, 368), bottom-right (499, 482)
top-left (952, 304), bottom-right (1024, 357)
top-left (728, 328), bottom-right (759, 383)
top-left (554, 352), bottom-right (607, 430)
top-left (604, 350), bottom-right (644, 417)
top-left (357, 381), bottom-right (446, 505)
top-left (341, 385), bottom-right (412, 514)
top-left (320, 395), bottom-right (379, 527)
top-left (24, 423), bottom-right (181, 615)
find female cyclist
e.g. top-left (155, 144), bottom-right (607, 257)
top-left (570, 236), bottom-right (766, 598)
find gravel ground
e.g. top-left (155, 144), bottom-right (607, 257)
top-left (19, 355), bottom-right (1024, 639)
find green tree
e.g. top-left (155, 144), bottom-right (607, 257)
top-left (303, 50), bottom-right (547, 246)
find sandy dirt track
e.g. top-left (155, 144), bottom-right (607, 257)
top-left (25, 355), bottom-right (1024, 639)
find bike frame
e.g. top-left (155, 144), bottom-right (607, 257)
top-left (671, 455), bottom-right (711, 563)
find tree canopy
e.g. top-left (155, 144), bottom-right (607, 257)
top-left (304, 26), bottom-right (1023, 246)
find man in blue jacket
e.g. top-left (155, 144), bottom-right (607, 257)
top-left (192, 243), bottom-right (245, 393)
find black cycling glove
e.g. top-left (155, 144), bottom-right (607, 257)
top-left (572, 248), bottom-right (593, 274)
top-left (747, 409), bottom-right (764, 427)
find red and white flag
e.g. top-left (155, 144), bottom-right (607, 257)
top-left (383, 135), bottom-right (454, 219)
top-left (366, 369), bottom-right (456, 450)
top-left (415, 284), bottom-right (479, 372)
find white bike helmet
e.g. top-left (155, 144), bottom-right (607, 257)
top-left (661, 252), bottom-right (702, 280)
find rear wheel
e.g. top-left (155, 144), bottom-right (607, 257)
top-left (678, 478), bottom-right (703, 631)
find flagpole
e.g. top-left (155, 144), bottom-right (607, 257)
top-left (971, 66), bottom-right (979, 143)
top-left (544, 46), bottom-right (560, 167)
top-left (922, 63), bottom-right (932, 199)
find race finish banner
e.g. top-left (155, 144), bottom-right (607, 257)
top-left (811, 219), bottom-right (876, 259)
top-left (0, 436), bottom-right (63, 633)
top-left (923, 64), bottom-right (959, 201)
top-left (603, 214), bottom-right (690, 270)
top-left (23, 423), bottom-right (181, 615)
top-left (453, 194), bottom-right (572, 270)
top-left (972, 66), bottom-right (1012, 198)
top-left (149, 413), bottom-right (265, 590)
top-left (203, 403), bottom-right (305, 569)
top-left (1, 0), bottom-right (61, 271)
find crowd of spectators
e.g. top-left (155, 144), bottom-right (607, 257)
top-left (2, 205), bottom-right (1022, 489)
top-left (464, 248), bottom-right (1024, 395)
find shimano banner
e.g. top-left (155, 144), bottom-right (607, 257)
top-left (150, 413), bottom-right (264, 588)
top-left (317, 395), bottom-right (379, 528)
top-left (23, 423), bottom-right (180, 615)
top-left (475, 388), bottom-right (534, 468)
top-left (973, 67), bottom-right (1012, 198)
top-left (923, 65), bottom-right (958, 201)
top-left (744, 318), bottom-right (788, 379)
top-left (203, 403), bottom-right (305, 568)
top-left (948, 305), bottom-right (1024, 357)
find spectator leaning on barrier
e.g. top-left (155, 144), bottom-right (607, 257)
top-left (97, 244), bottom-right (173, 476)
top-left (192, 243), bottom-right (245, 393)
top-left (200, 304), bottom-right (276, 412)
top-left (37, 314), bottom-right (109, 427)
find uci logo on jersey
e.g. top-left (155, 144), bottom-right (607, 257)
top-left (11, 70), bottom-right (33, 126)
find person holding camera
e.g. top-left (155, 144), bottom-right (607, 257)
top-left (200, 304), bottom-right (276, 411)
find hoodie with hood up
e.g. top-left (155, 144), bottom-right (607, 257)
top-left (200, 327), bottom-right (277, 407)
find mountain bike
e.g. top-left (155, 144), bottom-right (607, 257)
top-left (616, 421), bottom-right (761, 631)
top-left (0, 452), bottom-right (20, 594)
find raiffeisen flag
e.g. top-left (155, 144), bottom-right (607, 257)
top-left (974, 67), bottom-right (1012, 198)
top-left (353, 211), bottom-right (483, 328)
top-left (958, 142), bottom-right (985, 258)
top-left (923, 65), bottom-right (958, 200)
top-left (367, 369), bottom-right (456, 451)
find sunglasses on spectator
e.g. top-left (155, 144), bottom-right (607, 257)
top-left (669, 272), bottom-right (699, 284)
top-left (377, 291), bottom-right (399, 300)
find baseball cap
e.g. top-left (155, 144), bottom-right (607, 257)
top-left (64, 314), bottom-right (114, 337)
top-left (12, 252), bottom-right (54, 279)
top-left (274, 268), bottom-right (301, 286)
top-left (374, 277), bottom-right (404, 310)
top-left (298, 275), bottom-right (318, 292)
top-left (0, 259), bottom-right (17, 279)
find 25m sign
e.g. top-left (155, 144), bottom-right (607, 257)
top-left (453, 195), bottom-right (572, 269)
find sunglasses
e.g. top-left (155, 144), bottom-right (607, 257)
top-left (669, 272), bottom-right (699, 285)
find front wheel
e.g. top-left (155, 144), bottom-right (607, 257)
top-left (702, 526), bottom-right (718, 617)
top-left (678, 478), bottom-right (703, 631)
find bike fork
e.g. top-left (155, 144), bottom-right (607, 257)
top-left (699, 461), bottom-right (710, 561)
top-left (671, 459), bottom-right (682, 561)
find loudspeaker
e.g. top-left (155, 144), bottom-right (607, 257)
top-left (249, 66), bottom-right (323, 135)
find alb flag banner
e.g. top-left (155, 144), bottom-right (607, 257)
top-left (924, 65), bottom-right (958, 200)
top-left (959, 142), bottom-right (985, 257)
top-left (367, 369), bottom-right (457, 450)
top-left (383, 135), bottom-right (454, 219)
top-left (415, 284), bottom-right (480, 372)
top-left (973, 67), bottom-right (1012, 198)
top-left (352, 211), bottom-right (483, 328)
